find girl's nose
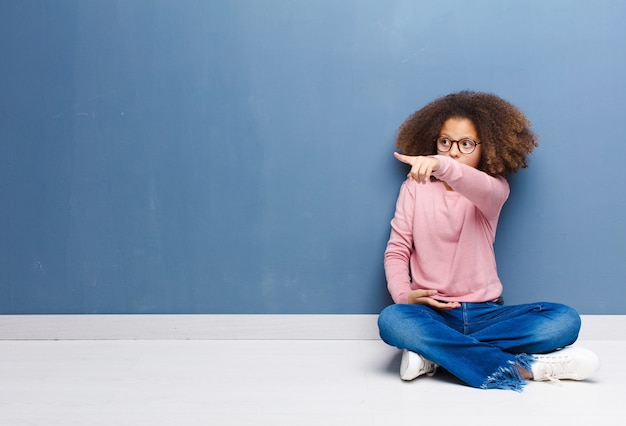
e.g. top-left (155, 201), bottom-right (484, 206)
top-left (448, 142), bottom-right (461, 157)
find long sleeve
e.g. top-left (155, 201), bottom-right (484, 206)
top-left (384, 181), bottom-right (416, 304)
top-left (432, 155), bottom-right (510, 221)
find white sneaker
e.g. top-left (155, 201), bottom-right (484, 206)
top-left (531, 347), bottom-right (600, 383)
top-left (400, 349), bottom-right (438, 381)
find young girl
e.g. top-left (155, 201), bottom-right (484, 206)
top-left (377, 91), bottom-right (599, 391)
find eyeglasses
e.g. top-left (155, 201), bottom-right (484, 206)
top-left (436, 135), bottom-right (481, 155)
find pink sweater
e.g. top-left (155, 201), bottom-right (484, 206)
top-left (384, 156), bottom-right (510, 304)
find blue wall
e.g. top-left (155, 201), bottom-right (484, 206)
top-left (1, 0), bottom-right (625, 314)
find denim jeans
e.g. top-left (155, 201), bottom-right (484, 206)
top-left (377, 301), bottom-right (581, 390)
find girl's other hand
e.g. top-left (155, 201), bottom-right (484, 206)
top-left (394, 152), bottom-right (440, 184)
top-left (408, 289), bottom-right (460, 310)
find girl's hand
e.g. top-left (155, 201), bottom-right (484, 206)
top-left (408, 289), bottom-right (460, 310)
top-left (394, 152), bottom-right (440, 184)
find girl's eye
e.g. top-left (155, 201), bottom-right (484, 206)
top-left (461, 139), bottom-right (474, 148)
top-left (440, 138), bottom-right (451, 146)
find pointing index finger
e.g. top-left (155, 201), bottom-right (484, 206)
top-left (393, 152), bottom-right (414, 165)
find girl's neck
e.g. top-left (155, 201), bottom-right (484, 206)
top-left (431, 177), bottom-right (454, 191)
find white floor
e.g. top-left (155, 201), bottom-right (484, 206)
top-left (0, 339), bottom-right (624, 426)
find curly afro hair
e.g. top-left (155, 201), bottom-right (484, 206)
top-left (396, 91), bottom-right (538, 176)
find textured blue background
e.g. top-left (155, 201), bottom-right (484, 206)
top-left (1, 0), bottom-right (624, 313)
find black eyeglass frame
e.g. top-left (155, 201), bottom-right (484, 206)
top-left (436, 135), bottom-right (481, 155)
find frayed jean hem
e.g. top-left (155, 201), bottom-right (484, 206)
top-left (480, 354), bottom-right (535, 392)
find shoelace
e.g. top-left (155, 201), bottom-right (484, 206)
top-left (421, 361), bottom-right (438, 377)
top-left (535, 356), bottom-right (570, 385)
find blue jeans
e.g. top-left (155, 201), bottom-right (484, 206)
top-left (377, 301), bottom-right (581, 390)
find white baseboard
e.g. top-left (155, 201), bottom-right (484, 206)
top-left (0, 314), bottom-right (624, 341)
top-left (0, 315), bottom-right (378, 340)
